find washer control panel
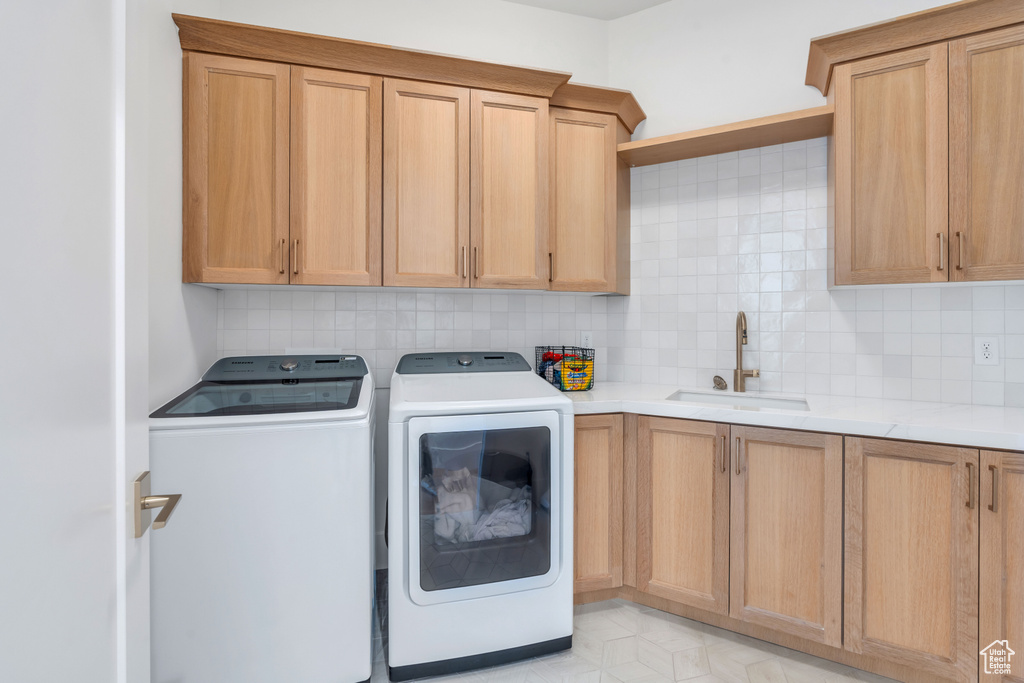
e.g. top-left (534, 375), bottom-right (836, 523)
top-left (395, 351), bottom-right (531, 374)
top-left (202, 355), bottom-right (368, 382)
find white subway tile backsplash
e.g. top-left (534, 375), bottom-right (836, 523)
top-left (246, 309), bottom-right (270, 330)
top-left (215, 137), bottom-right (1020, 403)
top-left (1007, 286), bottom-right (1024, 309)
top-left (941, 287), bottom-right (974, 310)
top-left (291, 291), bottom-right (314, 310)
top-left (912, 288), bottom-right (941, 310)
top-left (912, 334), bottom-right (942, 357)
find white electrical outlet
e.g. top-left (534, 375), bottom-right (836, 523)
top-left (975, 337), bottom-right (999, 365)
top-left (579, 331), bottom-right (594, 349)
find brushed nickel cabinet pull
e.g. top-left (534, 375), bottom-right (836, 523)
top-left (279, 238), bottom-right (286, 274)
top-left (292, 239), bottom-right (299, 275)
top-left (720, 435), bottom-right (726, 473)
top-left (461, 246), bottom-right (467, 278)
top-left (735, 437), bottom-right (741, 476)
top-left (989, 465), bottom-right (999, 513)
top-left (474, 246), bottom-right (479, 279)
top-left (937, 232), bottom-right (945, 271)
top-left (967, 462), bottom-right (976, 509)
top-left (548, 253), bottom-right (554, 283)
top-left (956, 231), bottom-right (964, 270)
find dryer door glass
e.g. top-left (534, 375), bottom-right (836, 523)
top-left (418, 426), bottom-right (551, 591)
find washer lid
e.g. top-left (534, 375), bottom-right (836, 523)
top-left (150, 354), bottom-right (371, 422)
top-left (150, 378), bottom-right (363, 418)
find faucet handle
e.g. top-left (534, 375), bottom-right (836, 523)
top-left (751, 369), bottom-right (760, 377)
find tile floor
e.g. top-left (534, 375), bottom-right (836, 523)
top-left (372, 593), bottom-right (898, 682)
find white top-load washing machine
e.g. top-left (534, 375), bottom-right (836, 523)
top-left (387, 351), bottom-right (574, 681)
top-left (149, 354), bottom-right (375, 683)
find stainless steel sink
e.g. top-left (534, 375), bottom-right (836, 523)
top-left (666, 389), bottom-right (810, 411)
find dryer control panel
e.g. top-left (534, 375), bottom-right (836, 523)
top-left (395, 352), bottom-right (531, 374)
top-left (202, 355), bottom-right (368, 382)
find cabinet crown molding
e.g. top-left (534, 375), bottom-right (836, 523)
top-left (805, 0), bottom-right (1024, 95)
top-left (172, 13), bottom-right (572, 98)
top-left (549, 82), bottom-right (646, 134)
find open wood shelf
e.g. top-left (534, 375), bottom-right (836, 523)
top-left (617, 106), bottom-right (834, 168)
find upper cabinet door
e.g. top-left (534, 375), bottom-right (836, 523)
top-left (980, 450), bottom-right (1024, 683)
top-left (845, 437), bottom-right (979, 683)
top-left (471, 90), bottom-right (548, 289)
top-left (290, 67), bottom-right (382, 286)
top-left (548, 108), bottom-right (620, 293)
top-left (730, 427), bottom-right (843, 647)
top-left (833, 44), bottom-right (949, 285)
top-left (383, 79), bottom-right (469, 288)
top-left (950, 26), bottom-right (1024, 282)
top-left (183, 53), bottom-right (290, 284)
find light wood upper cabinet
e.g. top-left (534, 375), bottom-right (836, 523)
top-left (179, 20), bottom-right (636, 291)
top-left (184, 54), bottom-right (384, 286)
top-left (382, 79), bottom-right (470, 287)
top-left (950, 25), bottom-right (1024, 283)
top-left (834, 23), bottom-right (1024, 286)
top-left (573, 414), bottom-right (623, 594)
top-left (636, 417), bottom-right (730, 615)
top-left (730, 427), bottom-right (842, 647)
top-left (833, 44), bottom-right (949, 285)
top-left (980, 450), bottom-right (1024, 683)
top-left (845, 436), bottom-right (979, 683)
top-left (291, 67), bottom-right (382, 286)
top-left (548, 108), bottom-right (629, 294)
top-left (471, 90), bottom-right (549, 289)
top-left (383, 85), bottom-right (551, 290)
top-left (184, 53), bottom-right (290, 284)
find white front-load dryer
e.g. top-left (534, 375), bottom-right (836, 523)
top-left (387, 351), bottom-right (574, 681)
top-left (149, 354), bottom-right (375, 683)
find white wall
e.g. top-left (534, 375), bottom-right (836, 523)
top-left (1, 1), bottom-right (119, 680)
top-left (608, 0), bottom-right (951, 139)
top-left (213, 0), bottom-right (609, 85)
top-left (126, 0), bottom-right (155, 678)
top-left (146, 0), bottom-right (222, 410)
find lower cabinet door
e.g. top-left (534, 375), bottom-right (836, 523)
top-left (980, 450), bottom-right (1024, 683)
top-left (636, 417), bottom-right (729, 614)
top-left (729, 427), bottom-right (843, 646)
top-left (845, 436), bottom-right (979, 683)
top-left (573, 413), bottom-right (623, 593)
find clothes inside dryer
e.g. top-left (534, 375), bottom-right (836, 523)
top-left (417, 426), bottom-right (551, 591)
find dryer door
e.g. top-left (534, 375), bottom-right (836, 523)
top-left (406, 410), bottom-right (562, 605)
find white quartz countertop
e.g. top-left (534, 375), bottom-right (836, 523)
top-left (568, 383), bottom-right (1024, 452)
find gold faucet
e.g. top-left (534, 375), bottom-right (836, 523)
top-left (734, 311), bottom-right (760, 393)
